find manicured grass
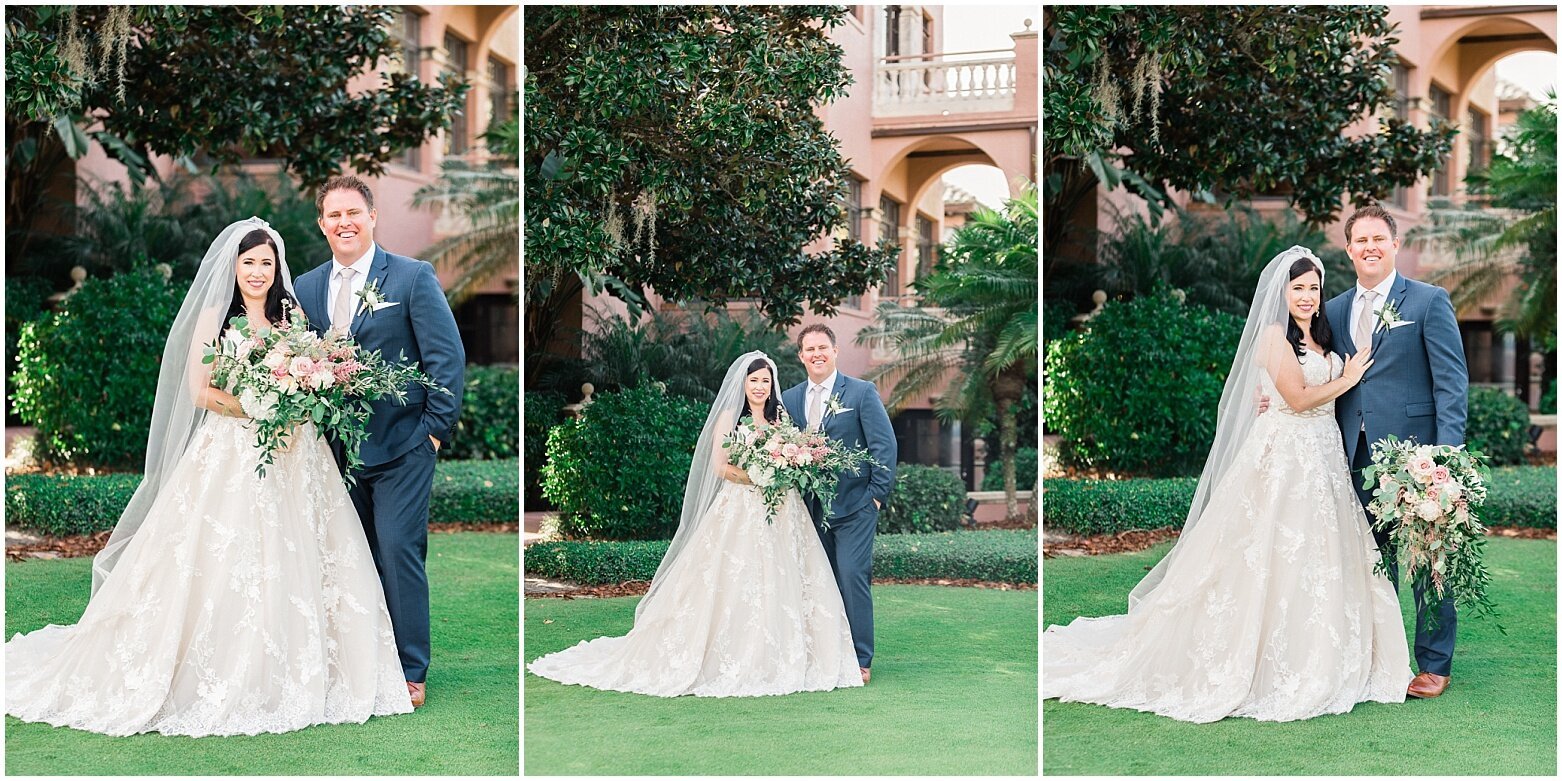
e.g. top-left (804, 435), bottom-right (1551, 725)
top-left (1042, 537), bottom-right (1557, 775)
top-left (524, 585), bottom-right (1038, 775)
top-left (5, 533), bottom-right (520, 775)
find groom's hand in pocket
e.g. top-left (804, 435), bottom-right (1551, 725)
top-left (429, 435), bottom-right (441, 452)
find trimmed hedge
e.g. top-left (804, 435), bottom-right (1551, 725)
top-left (524, 529), bottom-right (1038, 585)
top-left (880, 464), bottom-right (967, 534)
top-left (5, 458), bottom-right (519, 536)
top-left (523, 390), bottom-right (567, 509)
top-left (1044, 466), bottom-right (1557, 534)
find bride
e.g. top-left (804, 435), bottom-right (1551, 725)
top-left (528, 351), bottom-right (863, 697)
top-left (1043, 247), bottom-right (1413, 723)
top-left (5, 218), bottom-right (412, 736)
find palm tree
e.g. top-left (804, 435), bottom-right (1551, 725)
top-left (1409, 96), bottom-right (1556, 351)
top-left (856, 182), bottom-right (1038, 519)
top-left (412, 115), bottom-right (520, 307)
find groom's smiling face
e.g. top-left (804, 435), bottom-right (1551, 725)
top-left (1346, 216), bottom-right (1399, 288)
top-left (318, 189), bottom-right (377, 263)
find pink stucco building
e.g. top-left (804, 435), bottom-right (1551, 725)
top-left (68, 6), bottom-right (520, 363)
top-left (564, 5), bottom-right (1038, 489)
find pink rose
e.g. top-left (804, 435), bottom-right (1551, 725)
top-left (289, 356), bottom-right (317, 377)
top-left (1408, 456), bottom-right (1436, 477)
top-left (781, 443), bottom-right (800, 459)
top-left (1430, 466), bottom-right (1451, 484)
top-left (272, 365), bottom-right (290, 380)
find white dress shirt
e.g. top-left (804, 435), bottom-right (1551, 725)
top-left (1350, 270), bottom-right (1398, 337)
top-left (327, 243), bottom-right (377, 328)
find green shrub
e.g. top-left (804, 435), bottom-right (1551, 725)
top-left (429, 459), bottom-right (520, 524)
top-left (982, 446), bottom-right (1038, 492)
top-left (523, 529), bottom-right (1038, 585)
top-left (880, 464), bottom-right (967, 534)
top-left (1466, 386), bottom-right (1531, 466)
top-left (1043, 299), bottom-right (1074, 344)
top-left (444, 364), bottom-right (519, 460)
top-left (5, 459), bottom-right (518, 536)
top-left (1481, 467), bottom-right (1557, 529)
top-left (524, 390), bottom-right (568, 509)
top-left (1044, 467), bottom-right (1556, 534)
top-left (5, 276), bottom-right (54, 420)
top-left (12, 268), bottom-right (182, 468)
top-left (542, 385), bottom-right (708, 540)
top-left (1044, 292), bottom-right (1244, 476)
top-left (1540, 378), bottom-right (1556, 415)
top-left (524, 390), bottom-right (568, 512)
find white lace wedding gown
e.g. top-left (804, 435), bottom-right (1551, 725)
top-left (1044, 350), bottom-right (1412, 722)
top-left (5, 417), bottom-right (413, 736)
top-left (528, 480), bottom-right (863, 697)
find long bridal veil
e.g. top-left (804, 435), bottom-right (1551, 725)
top-left (90, 217), bottom-right (293, 594)
top-left (634, 350), bottom-right (779, 621)
top-left (1127, 246), bottom-right (1327, 609)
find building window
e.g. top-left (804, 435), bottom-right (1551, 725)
top-left (489, 57), bottom-right (512, 130)
top-left (915, 214), bottom-right (936, 282)
top-left (1390, 61), bottom-right (1410, 208)
top-left (846, 177), bottom-right (864, 242)
top-left (397, 8), bottom-right (424, 170)
top-left (1467, 105), bottom-right (1490, 176)
top-left (884, 5), bottom-right (902, 58)
top-left (454, 294), bottom-right (519, 364)
top-left (879, 194), bottom-right (902, 298)
top-left (1429, 82), bottom-right (1452, 197)
top-left (444, 33), bottom-right (471, 157)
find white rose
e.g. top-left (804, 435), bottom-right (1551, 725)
top-left (795, 449), bottom-right (814, 465)
top-left (750, 465), bottom-right (775, 488)
top-left (1417, 500), bottom-right (1443, 522)
top-left (262, 351), bottom-right (287, 370)
top-left (309, 368), bottom-right (335, 390)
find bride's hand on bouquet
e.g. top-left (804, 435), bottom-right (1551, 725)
top-left (1343, 348), bottom-right (1374, 385)
top-left (726, 465), bottom-right (753, 485)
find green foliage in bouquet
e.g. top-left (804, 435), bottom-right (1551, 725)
top-left (1363, 435), bottom-right (1503, 633)
top-left (542, 385), bottom-right (708, 540)
top-left (1044, 292), bottom-right (1244, 476)
top-left (12, 268), bottom-right (181, 468)
top-left (444, 364), bottom-right (519, 460)
top-left (1465, 386), bottom-right (1532, 465)
top-left (880, 465), bottom-right (968, 535)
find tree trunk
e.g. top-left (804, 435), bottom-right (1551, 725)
top-left (992, 364), bottom-right (1028, 521)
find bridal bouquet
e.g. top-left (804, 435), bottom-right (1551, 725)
top-left (723, 413), bottom-right (878, 525)
top-left (203, 303), bottom-right (449, 482)
top-left (1363, 435), bottom-right (1502, 631)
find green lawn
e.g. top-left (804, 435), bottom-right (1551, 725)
top-left (5, 533), bottom-right (520, 776)
top-left (524, 585), bottom-right (1038, 775)
top-left (1043, 537), bottom-right (1557, 775)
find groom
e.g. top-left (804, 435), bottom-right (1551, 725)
top-left (782, 324), bottom-right (898, 684)
top-left (295, 175), bottom-right (466, 708)
top-left (1327, 203), bottom-right (1468, 699)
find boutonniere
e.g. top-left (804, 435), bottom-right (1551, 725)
top-left (355, 279), bottom-right (400, 317)
top-left (824, 393), bottom-right (852, 418)
top-left (1375, 299), bottom-right (1414, 332)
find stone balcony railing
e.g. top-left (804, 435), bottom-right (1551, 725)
top-left (874, 48), bottom-right (1018, 117)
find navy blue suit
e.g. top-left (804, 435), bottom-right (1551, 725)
top-left (1326, 272), bottom-right (1467, 676)
top-left (782, 373), bottom-right (897, 668)
top-left (294, 245), bottom-right (465, 682)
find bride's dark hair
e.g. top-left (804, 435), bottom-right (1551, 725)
top-left (1285, 258), bottom-right (1334, 357)
top-left (735, 358), bottom-right (781, 427)
top-left (219, 228), bottom-right (300, 340)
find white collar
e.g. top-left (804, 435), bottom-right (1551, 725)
top-left (1355, 270), bottom-right (1397, 301)
top-left (809, 371), bottom-right (838, 393)
top-left (331, 243), bottom-right (377, 276)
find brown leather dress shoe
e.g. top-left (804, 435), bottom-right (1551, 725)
top-left (1407, 672), bottom-right (1449, 699)
top-left (407, 681), bottom-right (426, 708)
top-left (860, 667), bottom-right (871, 685)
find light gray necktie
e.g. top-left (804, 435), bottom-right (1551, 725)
top-left (1353, 289), bottom-right (1378, 351)
top-left (332, 266), bottom-right (357, 329)
top-left (807, 384), bottom-right (825, 431)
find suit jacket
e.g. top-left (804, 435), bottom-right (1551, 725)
top-left (782, 373), bottom-right (898, 520)
top-left (294, 245), bottom-right (466, 467)
top-left (1325, 273), bottom-right (1468, 466)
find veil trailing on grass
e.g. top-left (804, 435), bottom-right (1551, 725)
top-left (1127, 246), bottom-right (1326, 610)
top-left (90, 217), bottom-right (293, 595)
top-left (634, 350), bottom-right (778, 621)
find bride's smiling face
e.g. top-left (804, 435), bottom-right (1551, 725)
top-left (235, 244), bottom-right (277, 303)
top-left (1286, 268), bottom-right (1321, 323)
top-left (745, 368), bottom-right (773, 406)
